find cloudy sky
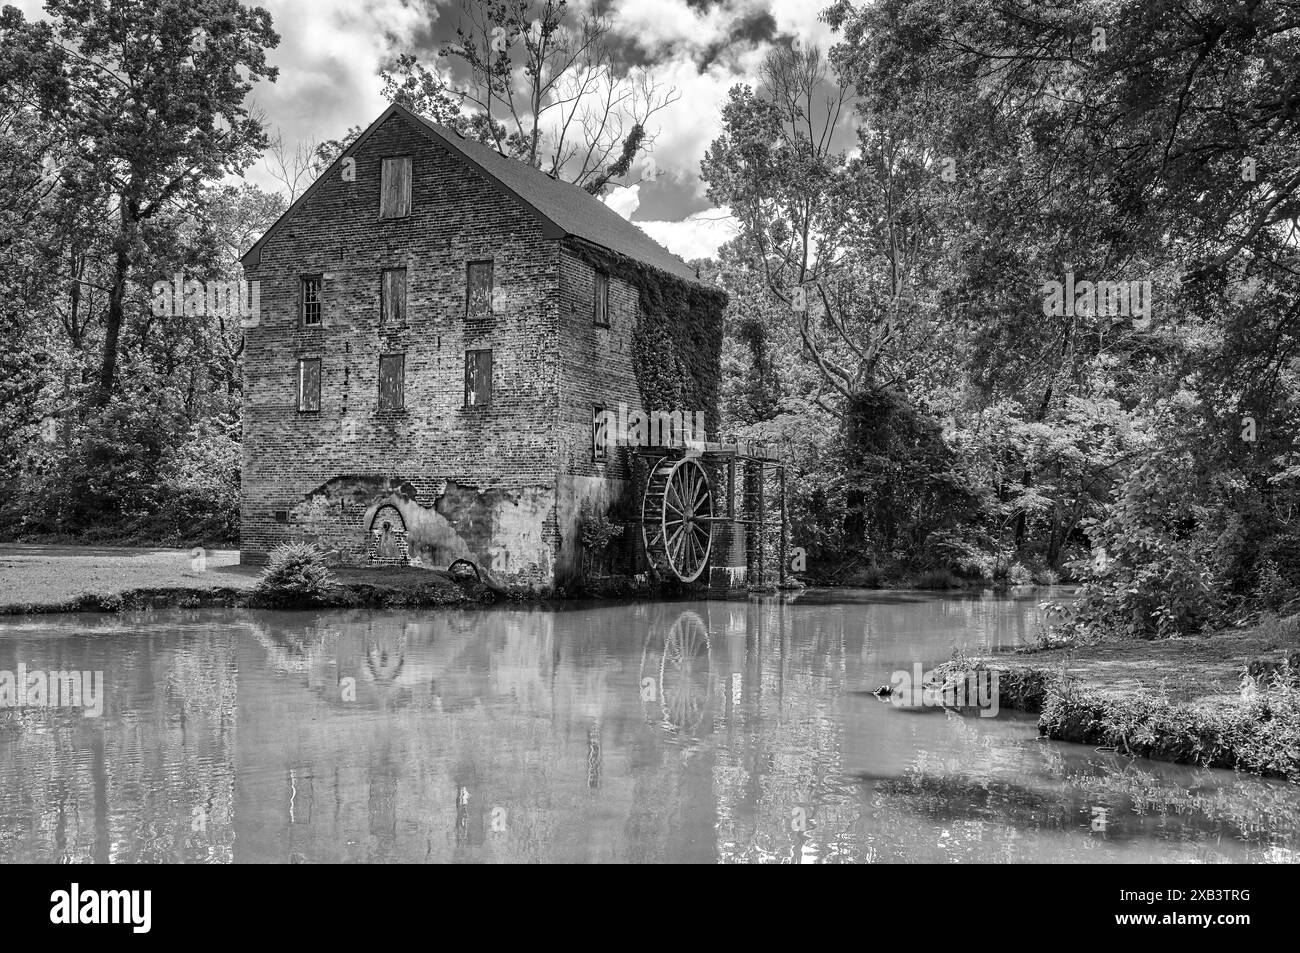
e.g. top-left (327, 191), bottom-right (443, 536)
top-left (17, 0), bottom-right (846, 261)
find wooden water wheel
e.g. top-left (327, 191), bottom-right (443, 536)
top-left (641, 456), bottom-right (715, 583)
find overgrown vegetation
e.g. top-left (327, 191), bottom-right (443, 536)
top-left (937, 648), bottom-right (1300, 781)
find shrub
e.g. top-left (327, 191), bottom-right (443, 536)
top-left (1006, 562), bottom-right (1034, 585)
top-left (912, 568), bottom-right (960, 589)
top-left (252, 543), bottom-right (338, 607)
top-left (1039, 681), bottom-right (1300, 782)
top-left (578, 499), bottom-right (621, 552)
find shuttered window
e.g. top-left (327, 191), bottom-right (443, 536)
top-left (298, 358), bottom-right (321, 412)
top-left (378, 353), bottom-right (404, 410)
top-left (380, 157), bottom-right (412, 218)
top-left (466, 261), bottom-right (493, 318)
top-left (593, 271), bottom-right (609, 326)
top-left (381, 268), bottom-right (406, 325)
top-left (464, 349), bottom-right (492, 407)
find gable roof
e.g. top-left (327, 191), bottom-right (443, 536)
top-left (242, 104), bottom-right (706, 287)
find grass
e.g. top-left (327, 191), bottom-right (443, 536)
top-left (0, 543), bottom-right (256, 612)
top-left (937, 618), bottom-right (1300, 782)
top-left (0, 542), bottom-right (472, 613)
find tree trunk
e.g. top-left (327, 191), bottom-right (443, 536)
top-left (97, 245), bottom-right (128, 406)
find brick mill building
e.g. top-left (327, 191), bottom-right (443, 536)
top-left (239, 103), bottom-right (758, 591)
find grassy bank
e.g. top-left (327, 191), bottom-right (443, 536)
top-left (934, 617), bottom-right (1300, 783)
top-left (0, 543), bottom-right (476, 614)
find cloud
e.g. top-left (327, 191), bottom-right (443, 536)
top-left (242, 0), bottom-right (430, 191)
top-left (603, 184), bottom-right (737, 261)
top-left (12, 0), bottom-right (838, 263)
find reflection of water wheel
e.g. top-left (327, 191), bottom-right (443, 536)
top-left (641, 457), bottom-right (714, 583)
top-left (654, 611), bottom-right (712, 733)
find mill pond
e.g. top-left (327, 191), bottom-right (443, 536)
top-left (1, 589), bottom-right (1296, 864)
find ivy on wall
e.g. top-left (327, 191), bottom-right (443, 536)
top-left (566, 238), bottom-right (727, 437)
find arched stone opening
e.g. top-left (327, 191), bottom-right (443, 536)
top-left (368, 504), bottom-right (410, 566)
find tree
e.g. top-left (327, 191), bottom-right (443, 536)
top-left (379, 0), bottom-right (677, 192)
top-left (26, 0), bottom-right (279, 405)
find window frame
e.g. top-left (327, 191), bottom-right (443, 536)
top-left (465, 260), bottom-right (494, 319)
top-left (377, 352), bottom-right (405, 411)
top-left (593, 270), bottom-right (610, 326)
top-left (301, 274), bottom-right (323, 327)
top-left (380, 266), bottom-right (407, 325)
top-left (592, 404), bottom-right (608, 462)
top-left (379, 156), bottom-right (413, 219)
top-left (464, 348), bottom-right (493, 408)
top-left (297, 357), bottom-right (322, 413)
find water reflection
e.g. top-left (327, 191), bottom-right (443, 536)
top-left (0, 591), bottom-right (1296, 863)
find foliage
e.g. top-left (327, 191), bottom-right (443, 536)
top-left (0, 2), bottom-right (281, 545)
top-left (578, 499), bottom-right (620, 552)
top-left (252, 543), bottom-right (338, 607)
top-left (1040, 682), bottom-right (1300, 783)
top-left (706, 0), bottom-right (1300, 631)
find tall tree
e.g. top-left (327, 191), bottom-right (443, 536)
top-left (380, 0), bottom-right (677, 193)
top-left (29, 0), bottom-right (279, 405)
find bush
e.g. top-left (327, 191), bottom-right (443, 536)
top-left (1006, 562), bottom-right (1034, 586)
top-left (1039, 681), bottom-right (1300, 782)
top-left (912, 568), bottom-right (960, 589)
top-left (252, 543), bottom-right (338, 607)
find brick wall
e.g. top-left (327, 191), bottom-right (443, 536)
top-left (241, 112), bottom-right (563, 585)
top-left (240, 109), bottom-right (731, 590)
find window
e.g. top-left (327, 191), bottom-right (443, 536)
top-left (464, 349), bottom-right (492, 407)
top-left (466, 261), bottom-right (493, 318)
top-left (592, 405), bottom-right (608, 462)
top-left (593, 271), bottom-right (609, 326)
top-left (380, 156), bottom-right (412, 218)
top-left (381, 267), bottom-right (407, 325)
top-left (378, 353), bottom-right (404, 411)
top-left (297, 357), bottom-right (321, 412)
top-left (301, 276), bottom-right (322, 326)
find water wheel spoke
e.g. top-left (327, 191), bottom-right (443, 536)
top-left (669, 479), bottom-right (688, 516)
top-left (666, 523), bottom-right (686, 556)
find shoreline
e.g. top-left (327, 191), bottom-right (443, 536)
top-left (934, 624), bottom-right (1300, 784)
